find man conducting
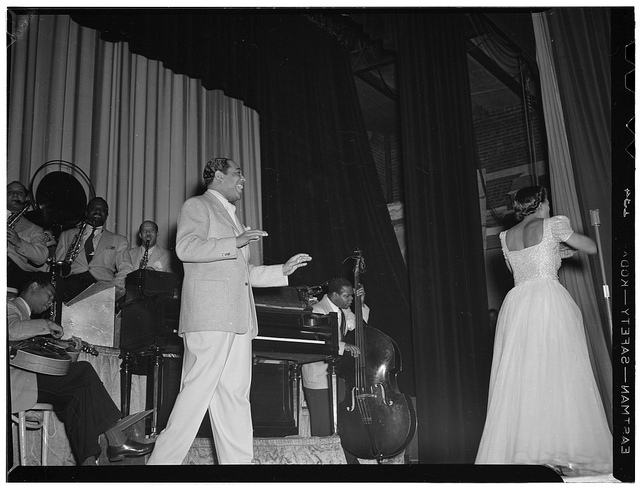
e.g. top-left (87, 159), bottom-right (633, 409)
top-left (146, 157), bottom-right (312, 465)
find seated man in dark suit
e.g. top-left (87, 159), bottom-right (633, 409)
top-left (9, 279), bottom-right (154, 465)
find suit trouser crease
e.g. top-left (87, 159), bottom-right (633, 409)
top-left (36, 361), bottom-right (122, 464)
top-left (146, 330), bottom-right (254, 465)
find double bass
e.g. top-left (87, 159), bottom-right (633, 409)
top-left (337, 250), bottom-right (416, 462)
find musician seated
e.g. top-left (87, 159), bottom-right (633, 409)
top-left (6, 181), bottom-right (49, 295)
top-left (300, 278), bottom-right (369, 463)
top-left (8, 279), bottom-right (154, 465)
top-left (53, 197), bottom-right (129, 320)
top-left (122, 220), bottom-right (173, 274)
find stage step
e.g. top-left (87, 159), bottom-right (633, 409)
top-left (185, 435), bottom-right (347, 465)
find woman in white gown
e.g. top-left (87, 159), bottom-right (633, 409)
top-left (475, 186), bottom-right (612, 476)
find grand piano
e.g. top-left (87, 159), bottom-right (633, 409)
top-left (120, 271), bottom-right (340, 437)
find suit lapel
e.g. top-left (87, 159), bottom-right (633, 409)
top-left (203, 191), bottom-right (250, 263)
top-left (204, 192), bottom-right (243, 235)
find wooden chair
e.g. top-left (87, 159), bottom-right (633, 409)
top-left (14, 403), bottom-right (54, 466)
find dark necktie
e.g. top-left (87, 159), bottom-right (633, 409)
top-left (340, 310), bottom-right (347, 337)
top-left (139, 246), bottom-right (149, 269)
top-left (84, 227), bottom-right (96, 263)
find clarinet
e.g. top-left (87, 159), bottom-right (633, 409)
top-left (49, 261), bottom-right (59, 322)
top-left (139, 239), bottom-right (150, 270)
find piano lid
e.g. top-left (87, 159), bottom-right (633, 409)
top-left (253, 286), bottom-right (307, 310)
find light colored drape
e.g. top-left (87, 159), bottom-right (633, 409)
top-left (532, 11), bottom-right (612, 427)
top-left (7, 14), bottom-right (264, 265)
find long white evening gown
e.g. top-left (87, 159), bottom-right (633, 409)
top-left (476, 216), bottom-right (612, 476)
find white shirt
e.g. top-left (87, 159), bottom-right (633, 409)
top-left (301, 295), bottom-right (370, 390)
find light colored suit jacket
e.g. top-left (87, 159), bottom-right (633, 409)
top-left (122, 245), bottom-right (173, 274)
top-left (55, 226), bottom-right (130, 288)
top-left (8, 297), bottom-right (39, 413)
top-left (176, 191), bottom-right (287, 337)
top-left (301, 294), bottom-right (370, 389)
top-left (7, 216), bottom-right (48, 271)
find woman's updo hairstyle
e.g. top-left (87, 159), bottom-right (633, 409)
top-left (513, 186), bottom-right (547, 220)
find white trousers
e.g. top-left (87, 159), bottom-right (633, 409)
top-left (146, 330), bottom-right (254, 464)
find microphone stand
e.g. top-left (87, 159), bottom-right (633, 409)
top-left (590, 209), bottom-right (612, 340)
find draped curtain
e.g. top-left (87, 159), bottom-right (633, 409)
top-left (63, 11), bottom-right (417, 394)
top-left (8, 9), bottom-right (530, 466)
top-left (532, 8), bottom-right (612, 427)
top-left (394, 13), bottom-right (493, 464)
top-left (7, 14), bottom-right (264, 265)
top-left (351, 13), bottom-right (494, 463)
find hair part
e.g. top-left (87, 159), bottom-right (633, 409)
top-left (513, 186), bottom-right (547, 220)
top-left (203, 157), bottom-right (231, 185)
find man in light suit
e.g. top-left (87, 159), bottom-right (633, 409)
top-left (146, 157), bottom-right (312, 465)
top-left (54, 197), bottom-right (129, 316)
top-left (6, 181), bottom-right (49, 294)
top-left (122, 220), bottom-right (172, 273)
top-left (301, 278), bottom-right (369, 437)
top-left (8, 279), bottom-right (154, 465)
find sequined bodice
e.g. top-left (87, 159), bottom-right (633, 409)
top-left (500, 218), bottom-right (562, 286)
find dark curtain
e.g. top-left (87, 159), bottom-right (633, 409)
top-left (353, 12), bottom-right (494, 463)
top-left (69, 10), bottom-right (416, 393)
top-left (547, 8), bottom-right (612, 295)
top-left (394, 13), bottom-right (492, 465)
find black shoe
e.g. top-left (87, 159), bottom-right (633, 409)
top-left (107, 439), bottom-right (155, 462)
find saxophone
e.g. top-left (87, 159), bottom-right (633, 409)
top-left (7, 203), bottom-right (30, 228)
top-left (53, 220), bottom-right (89, 278)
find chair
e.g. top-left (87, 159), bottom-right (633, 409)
top-left (14, 403), bottom-right (54, 466)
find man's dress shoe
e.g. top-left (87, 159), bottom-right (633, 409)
top-left (107, 439), bottom-right (155, 462)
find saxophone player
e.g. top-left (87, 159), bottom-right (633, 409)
top-left (6, 181), bottom-right (49, 295)
top-left (53, 197), bottom-right (129, 320)
top-left (122, 220), bottom-right (173, 274)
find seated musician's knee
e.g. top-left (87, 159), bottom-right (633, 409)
top-left (67, 360), bottom-right (100, 383)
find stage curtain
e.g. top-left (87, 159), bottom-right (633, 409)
top-left (67, 11), bottom-right (417, 394)
top-left (7, 13), bottom-right (264, 264)
top-left (371, 13), bottom-right (493, 463)
top-left (532, 9), bottom-right (612, 428)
